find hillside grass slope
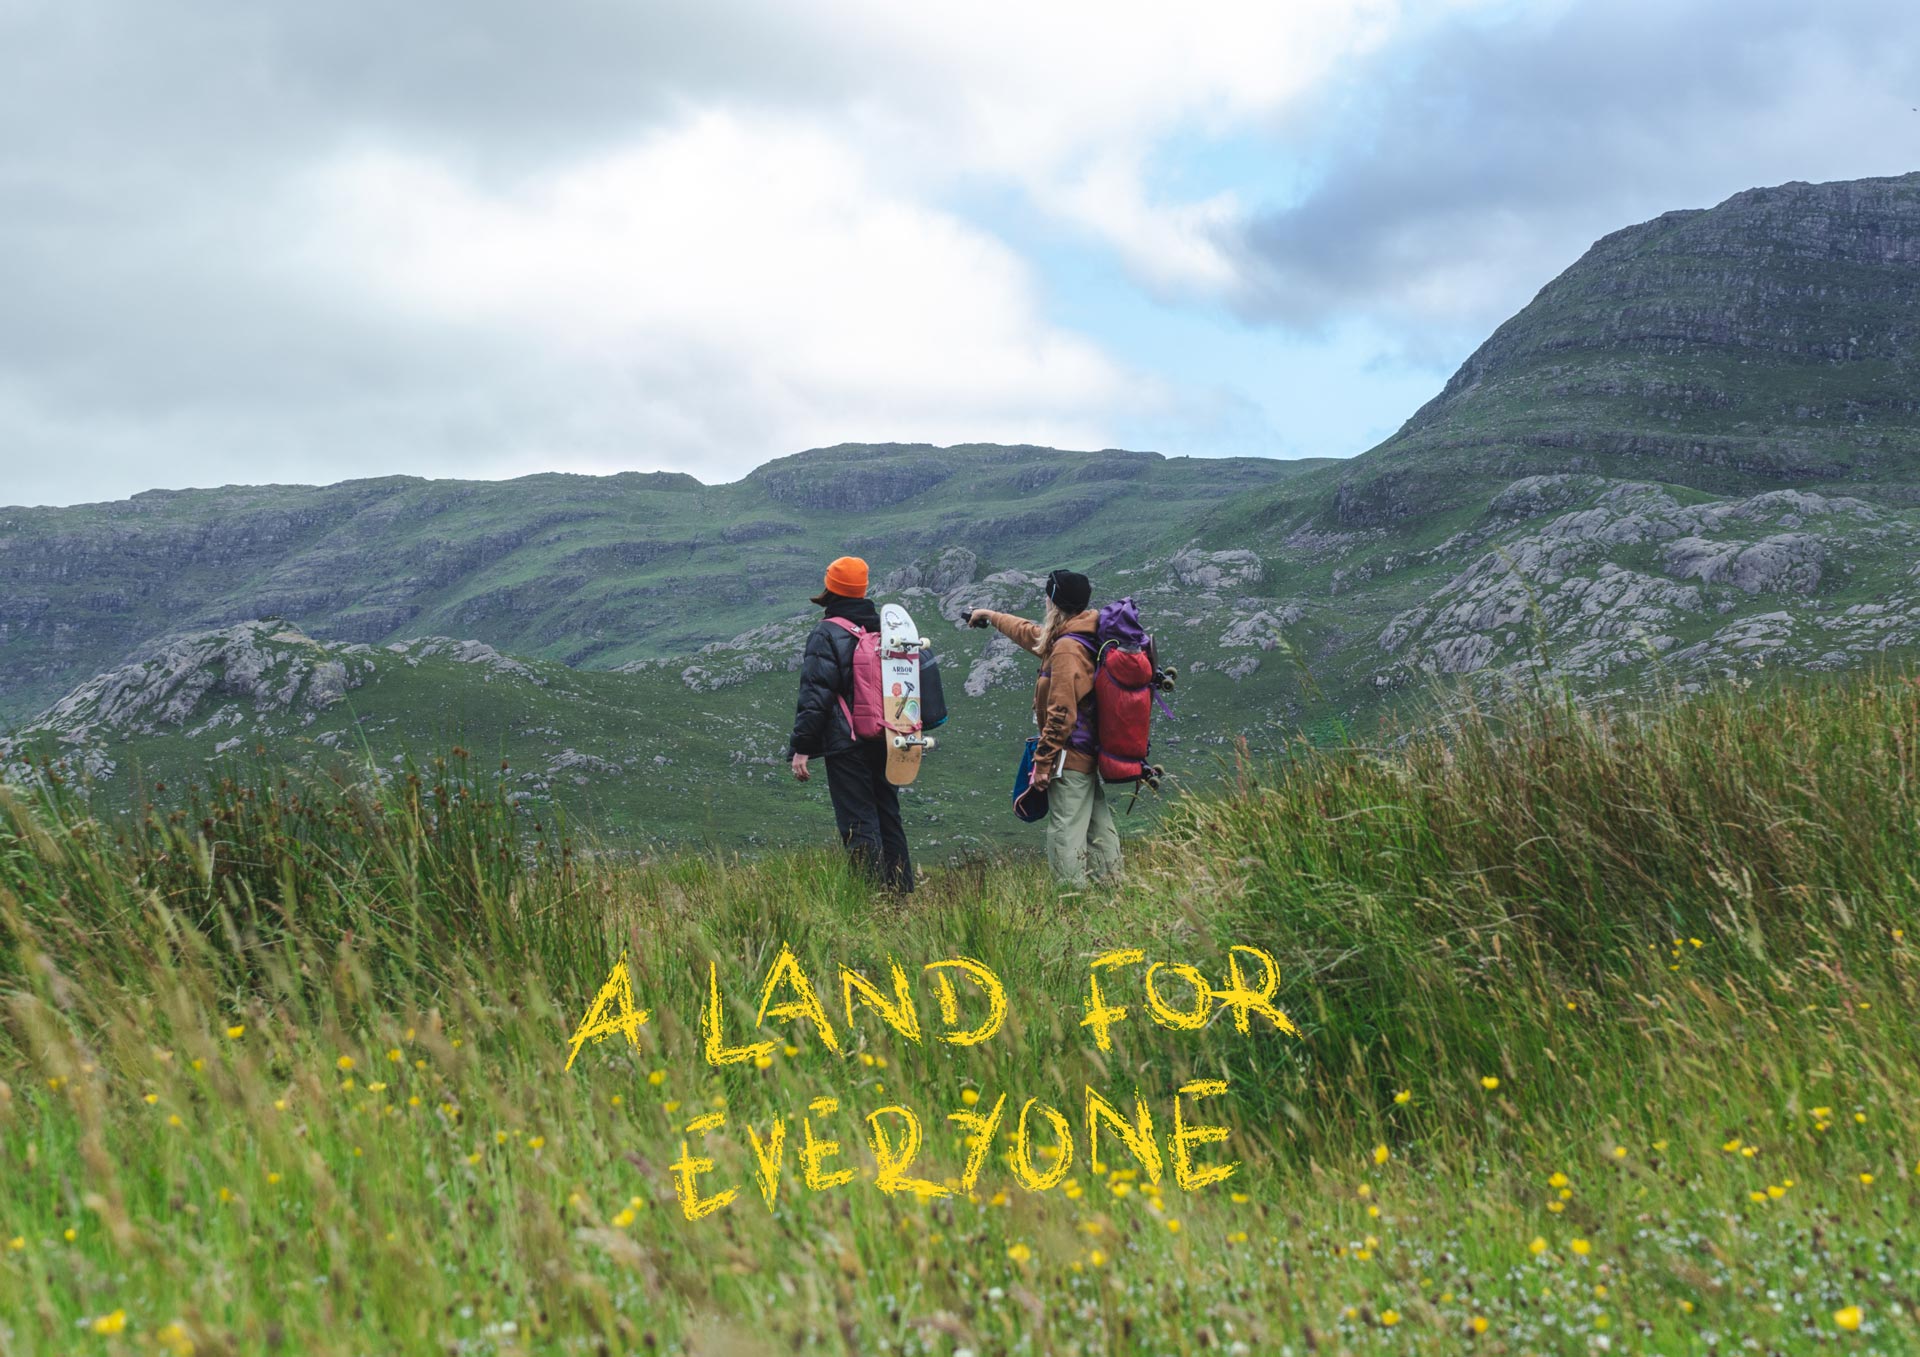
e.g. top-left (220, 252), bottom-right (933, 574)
top-left (4, 667), bottom-right (1920, 1352)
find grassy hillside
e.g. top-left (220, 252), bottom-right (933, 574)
top-left (0, 445), bottom-right (1330, 724)
top-left (4, 668), bottom-right (1919, 1352)
top-left (0, 609), bottom-right (1314, 851)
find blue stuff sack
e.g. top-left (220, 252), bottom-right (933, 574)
top-left (1012, 735), bottom-right (1049, 823)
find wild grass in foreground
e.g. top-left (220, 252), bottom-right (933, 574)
top-left (3, 672), bottom-right (1920, 1354)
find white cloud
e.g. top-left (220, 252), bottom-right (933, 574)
top-left (807, 0), bottom-right (1419, 295)
top-left (297, 112), bottom-right (1143, 475)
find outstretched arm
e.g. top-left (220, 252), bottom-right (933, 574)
top-left (967, 609), bottom-right (1043, 656)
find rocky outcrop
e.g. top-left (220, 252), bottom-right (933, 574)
top-left (1374, 474), bottom-right (1915, 690)
top-left (21, 621), bottom-right (372, 743)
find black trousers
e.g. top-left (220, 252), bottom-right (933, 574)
top-left (824, 742), bottom-right (913, 893)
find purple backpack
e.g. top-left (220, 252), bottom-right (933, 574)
top-left (1096, 598), bottom-right (1152, 656)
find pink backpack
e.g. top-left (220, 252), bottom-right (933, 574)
top-left (825, 617), bottom-right (885, 740)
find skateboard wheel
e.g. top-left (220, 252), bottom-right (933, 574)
top-left (892, 736), bottom-right (907, 749)
top-left (923, 738), bottom-right (936, 750)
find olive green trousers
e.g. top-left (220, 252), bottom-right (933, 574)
top-left (1046, 770), bottom-right (1122, 887)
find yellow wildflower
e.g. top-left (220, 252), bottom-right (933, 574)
top-left (226, 1025), bottom-right (245, 1040)
top-left (1834, 1306), bottom-right (1863, 1331)
top-left (1007, 1242), bottom-right (1032, 1263)
top-left (1480, 1076), bottom-right (1500, 1091)
top-left (91, 1310), bottom-right (127, 1335)
top-left (1373, 1144), bottom-right (1390, 1165)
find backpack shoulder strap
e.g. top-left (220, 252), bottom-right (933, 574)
top-left (820, 615), bottom-right (867, 732)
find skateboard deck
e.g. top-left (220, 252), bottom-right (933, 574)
top-left (879, 602), bottom-right (935, 786)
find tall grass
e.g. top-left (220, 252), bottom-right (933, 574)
top-left (2, 670), bottom-right (1918, 1353)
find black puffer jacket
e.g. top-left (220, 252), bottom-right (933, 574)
top-left (787, 595), bottom-right (881, 758)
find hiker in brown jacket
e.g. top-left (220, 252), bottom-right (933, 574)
top-left (966, 569), bottom-right (1121, 886)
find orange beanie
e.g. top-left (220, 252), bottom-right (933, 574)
top-left (820, 556), bottom-right (868, 599)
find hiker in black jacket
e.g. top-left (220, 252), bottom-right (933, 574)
top-left (787, 555), bottom-right (913, 893)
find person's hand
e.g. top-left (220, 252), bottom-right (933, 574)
top-left (966, 609), bottom-right (991, 629)
top-left (790, 753), bottom-right (810, 782)
top-left (1028, 766), bottom-right (1052, 794)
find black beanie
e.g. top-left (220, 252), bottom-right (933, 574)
top-left (1046, 569), bottom-right (1092, 615)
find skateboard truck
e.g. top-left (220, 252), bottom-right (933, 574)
top-left (890, 733), bottom-right (936, 750)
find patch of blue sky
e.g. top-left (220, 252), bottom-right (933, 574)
top-left (944, 176), bottom-right (1464, 464)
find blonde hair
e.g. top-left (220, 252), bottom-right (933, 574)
top-left (1036, 599), bottom-right (1071, 660)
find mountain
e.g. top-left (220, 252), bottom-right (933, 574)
top-left (1190, 171), bottom-right (1920, 702)
top-left (0, 444), bottom-right (1328, 725)
top-left (9, 173), bottom-right (1920, 841)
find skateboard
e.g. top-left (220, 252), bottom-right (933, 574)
top-left (879, 602), bottom-right (935, 786)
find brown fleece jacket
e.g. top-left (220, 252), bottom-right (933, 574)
top-left (979, 609), bottom-right (1098, 776)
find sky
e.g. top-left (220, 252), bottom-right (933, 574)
top-left (2, 0), bottom-right (1917, 507)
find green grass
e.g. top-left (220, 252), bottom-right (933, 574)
top-left (5, 669), bottom-right (1920, 1352)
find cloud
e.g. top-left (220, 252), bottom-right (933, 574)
top-left (0, 0), bottom-right (1410, 504)
top-left (298, 113), bottom-right (1141, 461)
top-left (1229, 0), bottom-right (1920, 343)
top-left (3, 0), bottom-right (1914, 504)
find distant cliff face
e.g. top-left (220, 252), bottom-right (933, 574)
top-left (0, 448), bottom-right (1320, 723)
top-left (1329, 172), bottom-right (1920, 526)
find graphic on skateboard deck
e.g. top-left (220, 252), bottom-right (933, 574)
top-left (879, 602), bottom-right (935, 786)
